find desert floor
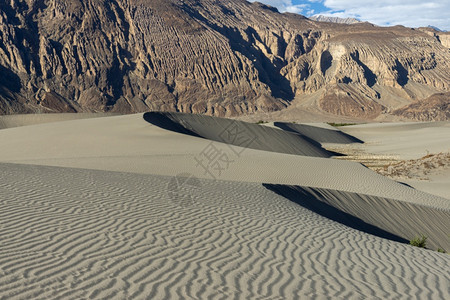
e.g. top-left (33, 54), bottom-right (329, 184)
top-left (0, 113), bottom-right (449, 299)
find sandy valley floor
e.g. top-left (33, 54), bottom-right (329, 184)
top-left (0, 113), bottom-right (449, 299)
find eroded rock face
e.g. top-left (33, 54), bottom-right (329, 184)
top-left (392, 92), bottom-right (450, 121)
top-left (318, 84), bottom-right (385, 119)
top-left (438, 34), bottom-right (450, 48)
top-left (0, 0), bottom-right (449, 118)
top-left (418, 27), bottom-right (450, 49)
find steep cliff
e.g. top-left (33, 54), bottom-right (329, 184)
top-left (0, 0), bottom-right (449, 118)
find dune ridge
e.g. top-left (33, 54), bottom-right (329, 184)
top-left (274, 122), bottom-right (363, 144)
top-left (0, 113), bottom-right (449, 298)
top-left (0, 114), bottom-right (447, 209)
top-left (144, 112), bottom-right (333, 157)
top-left (265, 184), bottom-right (450, 250)
top-left (1, 163), bottom-right (449, 299)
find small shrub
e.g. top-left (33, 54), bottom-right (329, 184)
top-left (256, 120), bottom-right (267, 124)
top-left (410, 234), bottom-right (427, 248)
top-left (437, 248), bottom-right (446, 253)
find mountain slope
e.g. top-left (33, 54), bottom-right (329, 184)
top-left (393, 92), bottom-right (450, 121)
top-left (309, 15), bottom-right (362, 24)
top-left (0, 0), bottom-right (449, 118)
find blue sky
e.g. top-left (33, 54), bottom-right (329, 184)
top-left (249, 1), bottom-right (450, 31)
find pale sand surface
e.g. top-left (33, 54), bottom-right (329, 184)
top-left (406, 174), bottom-right (450, 200)
top-left (0, 113), bottom-right (449, 298)
top-left (1, 163), bottom-right (449, 299)
top-left (0, 113), bottom-right (116, 130)
top-left (0, 114), bottom-right (447, 207)
top-left (339, 122), bottom-right (450, 199)
top-left (340, 122), bottom-right (450, 160)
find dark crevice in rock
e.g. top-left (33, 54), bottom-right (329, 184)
top-left (394, 59), bottom-right (409, 86)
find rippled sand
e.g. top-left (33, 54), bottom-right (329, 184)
top-left (0, 113), bottom-right (449, 299)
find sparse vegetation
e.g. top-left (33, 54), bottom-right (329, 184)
top-left (437, 248), bottom-right (446, 253)
top-left (256, 120), bottom-right (268, 124)
top-left (375, 152), bottom-right (450, 180)
top-left (410, 234), bottom-right (427, 248)
top-left (327, 122), bottom-right (358, 127)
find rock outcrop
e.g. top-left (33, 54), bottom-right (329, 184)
top-left (0, 0), bottom-right (449, 119)
top-left (418, 27), bottom-right (450, 48)
top-left (392, 92), bottom-right (450, 121)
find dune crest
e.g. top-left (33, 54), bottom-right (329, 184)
top-left (265, 184), bottom-right (450, 250)
top-left (144, 112), bottom-right (333, 157)
top-left (0, 113), bottom-right (449, 298)
top-left (274, 122), bottom-right (363, 144)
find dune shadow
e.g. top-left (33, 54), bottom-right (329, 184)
top-left (143, 112), bottom-right (333, 158)
top-left (396, 181), bottom-right (415, 189)
top-left (143, 112), bottom-right (201, 138)
top-left (263, 184), bottom-right (408, 243)
top-left (274, 122), bottom-right (364, 144)
top-left (328, 150), bottom-right (346, 157)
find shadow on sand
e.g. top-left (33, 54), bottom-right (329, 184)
top-left (143, 112), bottom-right (334, 158)
top-left (264, 183), bottom-right (408, 243)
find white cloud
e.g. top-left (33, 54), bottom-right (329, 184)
top-left (249, 1), bottom-right (450, 30)
top-left (248, 1), bottom-right (308, 14)
top-left (321, 0), bottom-right (450, 30)
top-left (285, 4), bottom-right (309, 14)
top-left (323, 0), bottom-right (450, 30)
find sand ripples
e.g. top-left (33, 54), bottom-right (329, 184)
top-left (1, 163), bottom-right (449, 299)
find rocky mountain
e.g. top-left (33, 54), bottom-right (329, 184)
top-left (392, 92), bottom-right (450, 121)
top-left (0, 0), bottom-right (449, 119)
top-left (418, 27), bottom-right (450, 48)
top-left (309, 15), bottom-right (362, 25)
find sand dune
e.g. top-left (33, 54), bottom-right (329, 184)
top-left (274, 122), bottom-right (363, 144)
top-left (144, 112), bottom-right (332, 157)
top-left (1, 163), bottom-right (449, 299)
top-left (0, 113), bottom-right (449, 298)
top-left (1, 114), bottom-right (447, 207)
top-left (0, 113), bottom-right (115, 130)
top-left (265, 185), bottom-right (450, 250)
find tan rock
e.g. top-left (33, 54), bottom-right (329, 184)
top-left (392, 92), bottom-right (450, 121)
top-left (0, 0), bottom-right (448, 119)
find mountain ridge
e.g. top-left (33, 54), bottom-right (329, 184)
top-left (309, 15), bottom-right (362, 25)
top-left (0, 0), bottom-right (449, 120)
